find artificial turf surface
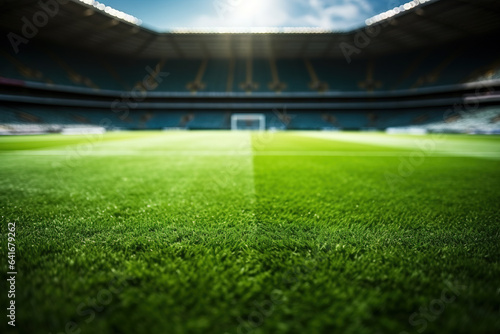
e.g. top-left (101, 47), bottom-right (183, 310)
top-left (0, 131), bottom-right (499, 334)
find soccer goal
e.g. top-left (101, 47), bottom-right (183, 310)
top-left (231, 114), bottom-right (266, 131)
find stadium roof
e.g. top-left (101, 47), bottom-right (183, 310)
top-left (1, 0), bottom-right (500, 59)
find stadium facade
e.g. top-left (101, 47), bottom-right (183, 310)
top-left (1, 0), bottom-right (500, 132)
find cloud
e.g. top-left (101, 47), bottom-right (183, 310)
top-left (189, 0), bottom-right (374, 30)
top-left (193, 0), bottom-right (290, 27)
top-left (293, 0), bottom-right (374, 29)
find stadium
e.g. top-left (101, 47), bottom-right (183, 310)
top-left (0, 0), bottom-right (499, 333)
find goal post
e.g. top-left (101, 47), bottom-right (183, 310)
top-left (231, 114), bottom-right (266, 131)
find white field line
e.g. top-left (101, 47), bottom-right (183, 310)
top-left (2, 150), bottom-right (500, 158)
top-left (244, 132), bottom-right (258, 236)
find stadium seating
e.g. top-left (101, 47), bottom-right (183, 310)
top-left (202, 60), bottom-right (230, 92)
top-left (145, 112), bottom-right (188, 129)
top-left (2, 102), bottom-right (460, 131)
top-left (3, 37), bottom-right (499, 95)
top-left (275, 59), bottom-right (310, 92)
top-left (185, 112), bottom-right (227, 129)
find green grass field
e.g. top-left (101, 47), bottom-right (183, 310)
top-left (1, 131), bottom-right (499, 334)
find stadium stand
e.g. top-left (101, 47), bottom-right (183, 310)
top-left (1, 0), bottom-right (500, 132)
top-left (5, 45), bottom-right (499, 94)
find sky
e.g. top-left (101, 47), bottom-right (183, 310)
top-left (98, 0), bottom-right (409, 31)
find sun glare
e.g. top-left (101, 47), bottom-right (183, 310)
top-left (229, 0), bottom-right (277, 26)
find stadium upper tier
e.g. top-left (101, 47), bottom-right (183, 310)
top-left (1, 0), bottom-right (500, 95)
top-left (0, 39), bottom-right (499, 94)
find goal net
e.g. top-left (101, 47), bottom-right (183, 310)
top-left (231, 114), bottom-right (266, 131)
